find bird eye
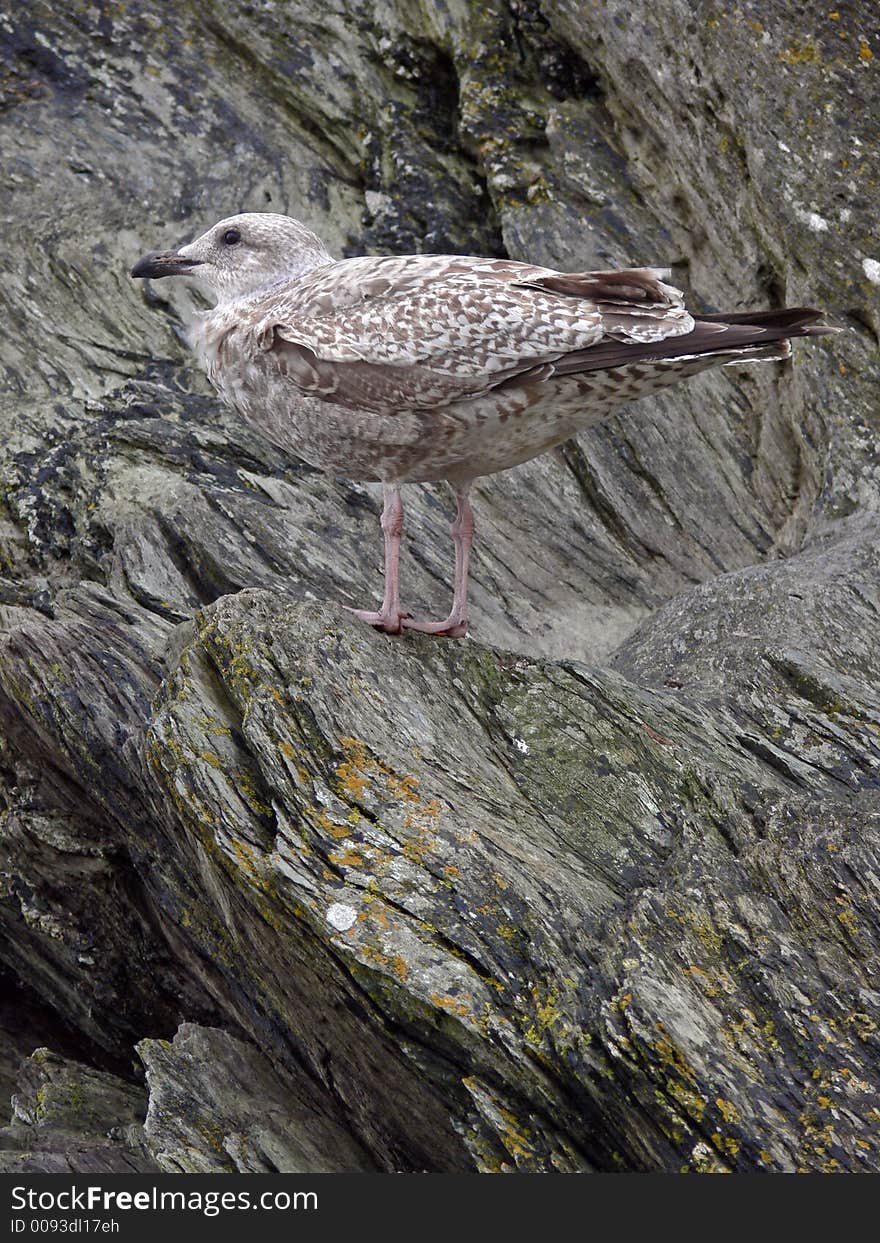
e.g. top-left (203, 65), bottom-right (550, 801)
top-left (222, 228), bottom-right (241, 245)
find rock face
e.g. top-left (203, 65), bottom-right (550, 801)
top-left (0, 1047), bottom-right (156, 1173)
top-left (139, 1023), bottom-right (375, 1172)
top-left (0, 0), bottom-right (878, 1173)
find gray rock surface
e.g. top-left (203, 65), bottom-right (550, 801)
top-left (0, 0), bottom-right (878, 1172)
top-left (0, 1048), bottom-right (156, 1173)
top-left (139, 1023), bottom-right (375, 1172)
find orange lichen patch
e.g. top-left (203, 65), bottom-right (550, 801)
top-left (335, 738), bottom-right (438, 824)
top-left (387, 773), bottom-right (421, 803)
top-left (431, 992), bottom-right (471, 1018)
top-left (310, 808), bottom-right (351, 840)
top-left (335, 736), bottom-right (379, 793)
top-left (654, 1021), bottom-right (699, 1085)
top-left (402, 828), bottom-right (437, 865)
top-left (496, 1108), bottom-right (536, 1165)
top-left (278, 740), bottom-right (297, 760)
top-left (403, 801), bottom-right (443, 839)
top-left (329, 848), bottom-right (365, 868)
top-left (351, 938), bottom-right (411, 981)
top-left (683, 965), bottom-right (719, 998)
top-left (269, 686), bottom-right (285, 705)
top-left (859, 38), bottom-right (873, 61)
top-left (444, 864), bottom-right (460, 879)
top-left (360, 896), bottom-right (391, 930)
top-left (336, 762), bottom-right (371, 799)
top-left (683, 963), bottom-right (737, 998)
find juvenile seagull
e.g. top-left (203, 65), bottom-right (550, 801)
top-left (132, 213), bottom-right (832, 637)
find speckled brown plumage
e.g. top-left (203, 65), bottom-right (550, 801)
top-left (132, 212), bottom-right (834, 636)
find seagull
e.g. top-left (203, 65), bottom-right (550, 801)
top-left (132, 212), bottom-right (833, 637)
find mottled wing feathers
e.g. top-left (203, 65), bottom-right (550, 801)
top-left (267, 341), bottom-right (504, 413)
top-left (516, 267), bottom-right (673, 299)
top-left (251, 255), bottom-right (695, 411)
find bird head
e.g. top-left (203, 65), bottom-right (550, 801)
top-left (131, 212), bottom-right (332, 302)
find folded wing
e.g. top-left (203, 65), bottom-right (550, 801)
top-left (250, 255), bottom-right (695, 413)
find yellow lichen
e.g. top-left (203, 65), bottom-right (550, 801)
top-left (716, 1098), bottom-right (740, 1125)
top-left (779, 41), bottom-right (820, 64)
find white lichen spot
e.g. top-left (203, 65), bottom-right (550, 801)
top-left (795, 206), bottom-right (830, 233)
top-left (364, 190), bottom-right (393, 218)
top-left (862, 258), bottom-right (880, 285)
top-left (794, 205), bottom-right (830, 233)
top-left (326, 902), bottom-right (357, 932)
top-left (512, 736), bottom-right (530, 754)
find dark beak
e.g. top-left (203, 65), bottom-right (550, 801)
top-left (130, 250), bottom-right (203, 279)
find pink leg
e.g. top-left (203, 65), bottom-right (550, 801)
top-left (346, 484), bottom-right (407, 634)
top-left (403, 485), bottom-right (474, 639)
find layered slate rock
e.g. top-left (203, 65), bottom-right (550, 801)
top-left (0, 0), bottom-right (878, 1172)
top-left (138, 1024), bottom-right (375, 1173)
top-left (0, 1049), bottom-right (156, 1174)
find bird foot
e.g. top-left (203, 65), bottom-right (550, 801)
top-left (343, 605), bottom-right (408, 635)
top-left (401, 616), bottom-right (468, 639)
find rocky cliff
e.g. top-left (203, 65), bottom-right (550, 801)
top-left (0, 0), bottom-right (878, 1172)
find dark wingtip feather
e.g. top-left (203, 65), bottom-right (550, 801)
top-left (695, 306), bottom-right (835, 335)
top-left (553, 304), bottom-right (836, 377)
